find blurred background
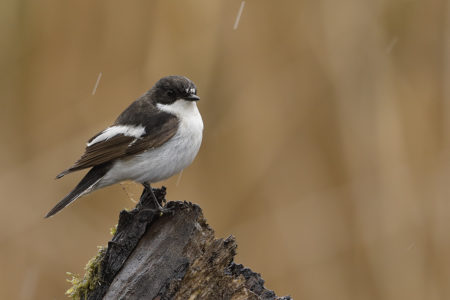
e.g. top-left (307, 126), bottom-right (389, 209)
top-left (1, 0), bottom-right (449, 299)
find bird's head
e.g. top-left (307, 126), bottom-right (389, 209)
top-left (151, 75), bottom-right (199, 105)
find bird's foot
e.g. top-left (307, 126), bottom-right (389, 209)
top-left (156, 206), bottom-right (175, 216)
top-left (139, 183), bottom-right (173, 215)
top-left (150, 198), bottom-right (174, 215)
top-left (139, 205), bottom-right (174, 218)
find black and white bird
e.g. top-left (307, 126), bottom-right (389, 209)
top-left (45, 75), bottom-right (203, 218)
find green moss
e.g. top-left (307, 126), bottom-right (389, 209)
top-left (110, 224), bottom-right (117, 236)
top-left (66, 246), bottom-right (106, 299)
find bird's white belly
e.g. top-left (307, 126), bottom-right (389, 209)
top-left (104, 131), bottom-right (201, 184)
top-left (98, 101), bottom-right (203, 187)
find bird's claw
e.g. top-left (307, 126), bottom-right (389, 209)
top-left (158, 205), bottom-right (175, 215)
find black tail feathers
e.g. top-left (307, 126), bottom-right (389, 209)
top-left (46, 164), bottom-right (111, 218)
top-left (55, 169), bottom-right (70, 179)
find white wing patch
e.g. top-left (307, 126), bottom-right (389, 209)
top-left (87, 125), bottom-right (146, 147)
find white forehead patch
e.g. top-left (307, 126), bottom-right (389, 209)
top-left (186, 87), bottom-right (196, 94)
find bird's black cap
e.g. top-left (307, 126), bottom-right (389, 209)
top-left (150, 75), bottom-right (199, 105)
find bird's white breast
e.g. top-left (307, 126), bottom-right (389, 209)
top-left (98, 100), bottom-right (203, 187)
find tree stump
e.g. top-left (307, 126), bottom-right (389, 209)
top-left (67, 187), bottom-right (292, 300)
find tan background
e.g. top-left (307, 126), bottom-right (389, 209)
top-left (1, 0), bottom-right (450, 299)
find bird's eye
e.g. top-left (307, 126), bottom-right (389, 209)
top-left (167, 90), bottom-right (175, 97)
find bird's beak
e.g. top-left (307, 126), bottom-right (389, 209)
top-left (184, 94), bottom-right (200, 101)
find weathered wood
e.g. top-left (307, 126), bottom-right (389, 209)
top-left (70, 186), bottom-right (291, 300)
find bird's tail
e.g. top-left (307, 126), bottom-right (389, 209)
top-left (45, 164), bottom-right (111, 218)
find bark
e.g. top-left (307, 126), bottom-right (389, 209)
top-left (74, 186), bottom-right (292, 300)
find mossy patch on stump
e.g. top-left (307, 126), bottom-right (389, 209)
top-left (66, 246), bottom-right (106, 299)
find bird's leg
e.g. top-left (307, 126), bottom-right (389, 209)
top-left (141, 182), bottom-right (173, 214)
top-left (146, 182), bottom-right (164, 210)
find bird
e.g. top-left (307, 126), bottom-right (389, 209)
top-left (45, 75), bottom-right (203, 218)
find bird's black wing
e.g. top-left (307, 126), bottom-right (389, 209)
top-left (56, 112), bottom-right (179, 178)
